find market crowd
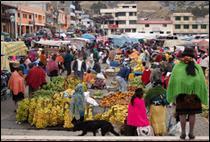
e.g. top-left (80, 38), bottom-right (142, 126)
top-left (7, 36), bottom-right (209, 139)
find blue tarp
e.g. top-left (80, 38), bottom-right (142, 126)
top-left (81, 33), bottom-right (96, 41)
top-left (110, 36), bottom-right (141, 48)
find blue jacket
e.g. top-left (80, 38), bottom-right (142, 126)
top-left (117, 66), bottom-right (131, 81)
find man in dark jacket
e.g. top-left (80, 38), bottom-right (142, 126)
top-left (64, 50), bottom-right (73, 75)
top-left (73, 56), bottom-right (86, 80)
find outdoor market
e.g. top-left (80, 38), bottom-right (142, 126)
top-left (1, 29), bottom-right (209, 138)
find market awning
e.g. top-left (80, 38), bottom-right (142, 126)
top-left (32, 40), bottom-right (71, 47)
top-left (81, 33), bottom-right (96, 41)
top-left (163, 40), bottom-right (193, 48)
top-left (1, 41), bottom-right (28, 71)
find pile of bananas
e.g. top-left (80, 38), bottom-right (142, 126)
top-left (133, 60), bottom-right (144, 72)
top-left (42, 76), bottom-right (65, 92)
top-left (128, 76), bottom-right (144, 92)
top-left (64, 76), bottom-right (81, 90)
top-left (16, 91), bottom-right (74, 129)
top-left (93, 105), bottom-right (128, 126)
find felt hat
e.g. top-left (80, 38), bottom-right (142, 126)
top-left (182, 47), bottom-right (195, 58)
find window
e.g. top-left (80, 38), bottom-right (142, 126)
top-left (183, 16), bottom-right (189, 21)
top-left (175, 24), bottom-right (181, 29)
top-left (192, 24), bottom-right (198, 29)
top-left (132, 6), bottom-right (136, 8)
top-left (125, 29), bottom-right (131, 32)
top-left (109, 21), bottom-right (114, 24)
top-left (183, 25), bottom-right (189, 29)
top-left (118, 20), bottom-right (126, 25)
top-left (18, 13), bottom-right (20, 18)
top-left (166, 31), bottom-right (171, 34)
top-left (132, 29), bottom-right (136, 32)
top-left (162, 24), bottom-right (167, 27)
top-left (35, 14), bottom-right (37, 18)
top-left (29, 15), bottom-right (32, 19)
top-left (160, 31), bottom-right (164, 34)
top-left (201, 24), bottom-right (207, 29)
top-left (23, 14), bottom-right (27, 18)
top-left (175, 16), bottom-right (181, 21)
top-left (145, 24), bottom-right (150, 27)
top-left (129, 12), bottom-right (137, 16)
top-left (150, 31), bottom-right (153, 34)
top-left (122, 6), bottom-right (129, 8)
top-left (129, 20), bottom-right (136, 24)
top-left (116, 12), bottom-right (126, 17)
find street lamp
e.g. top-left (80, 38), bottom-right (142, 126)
top-left (10, 15), bottom-right (15, 39)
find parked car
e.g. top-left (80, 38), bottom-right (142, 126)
top-left (36, 28), bottom-right (53, 39)
top-left (54, 32), bottom-right (66, 38)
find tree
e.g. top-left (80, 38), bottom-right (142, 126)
top-left (90, 2), bottom-right (107, 15)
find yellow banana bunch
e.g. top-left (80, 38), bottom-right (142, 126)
top-left (63, 110), bottom-right (74, 128)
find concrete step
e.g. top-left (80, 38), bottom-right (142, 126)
top-left (1, 135), bottom-right (209, 141)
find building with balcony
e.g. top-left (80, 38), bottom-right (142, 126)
top-left (172, 13), bottom-right (209, 35)
top-left (137, 20), bottom-right (173, 34)
top-left (16, 5), bottom-right (45, 35)
top-left (1, 3), bottom-right (18, 39)
top-left (51, 1), bottom-right (76, 30)
top-left (100, 3), bottom-right (138, 35)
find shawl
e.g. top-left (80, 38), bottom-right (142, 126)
top-left (46, 60), bottom-right (59, 75)
top-left (70, 84), bottom-right (85, 120)
top-left (40, 54), bottom-right (47, 65)
top-left (84, 73), bottom-right (95, 83)
top-left (56, 55), bottom-right (64, 63)
top-left (26, 66), bottom-right (46, 89)
top-left (8, 71), bottom-right (25, 95)
top-left (167, 62), bottom-right (208, 105)
top-left (144, 86), bottom-right (166, 107)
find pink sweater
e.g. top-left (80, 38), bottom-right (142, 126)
top-left (127, 98), bottom-right (150, 127)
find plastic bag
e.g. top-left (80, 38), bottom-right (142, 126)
top-left (168, 122), bottom-right (181, 136)
top-left (84, 92), bottom-right (99, 106)
top-left (136, 125), bottom-right (154, 136)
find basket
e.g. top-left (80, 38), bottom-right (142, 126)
top-left (105, 71), bottom-right (117, 77)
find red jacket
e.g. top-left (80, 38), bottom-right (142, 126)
top-left (141, 69), bottom-right (151, 85)
top-left (26, 66), bottom-right (46, 89)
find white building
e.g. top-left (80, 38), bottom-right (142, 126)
top-left (137, 20), bottom-right (173, 35)
top-left (100, 3), bottom-right (138, 35)
top-left (172, 13), bottom-right (209, 35)
top-left (75, 10), bottom-right (94, 29)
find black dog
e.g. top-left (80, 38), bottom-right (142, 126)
top-left (72, 120), bottom-right (120, 136)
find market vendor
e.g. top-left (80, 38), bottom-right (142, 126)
top-left (116, 62), bottom-right (131, 92)
top-left (26, 62), bottom-right (47, 97)
top-left (70, 83), bottom-right (86, 125)
top-left (83, 69), bottom-right (95, 89)
top-left (8, 64), bottom-right (25, 112)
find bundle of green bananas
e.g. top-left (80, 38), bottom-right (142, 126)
top-left (16, 98), bottom-right (30, 122)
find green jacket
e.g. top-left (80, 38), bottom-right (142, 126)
top-left (167, 62), bottom-right (208, 105)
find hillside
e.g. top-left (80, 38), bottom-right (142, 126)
top-left (80, 1), bottom-right (209, 19)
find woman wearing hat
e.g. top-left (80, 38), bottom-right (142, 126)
top-left (167, 47), bottom-right (208, 140)
top-left (8, 64), bottom-right (25, 112)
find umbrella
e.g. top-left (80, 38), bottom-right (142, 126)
top-left (81, 33), bottom-right (96, 41)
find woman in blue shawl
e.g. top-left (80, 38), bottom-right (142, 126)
top-left (70, 83), bottom-right (86, 124)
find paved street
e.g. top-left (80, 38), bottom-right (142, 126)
top-left (1, 90), bottom-right (209, 137)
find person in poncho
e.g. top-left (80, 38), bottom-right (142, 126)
top-left (70, 83), bottom-right (86, 125)
top-left (167, 47), bottom-right (208, 140)
top-left (144, 80), bottom-right (168, 136)
top-left (8, 65), bottom-right (25, 112)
